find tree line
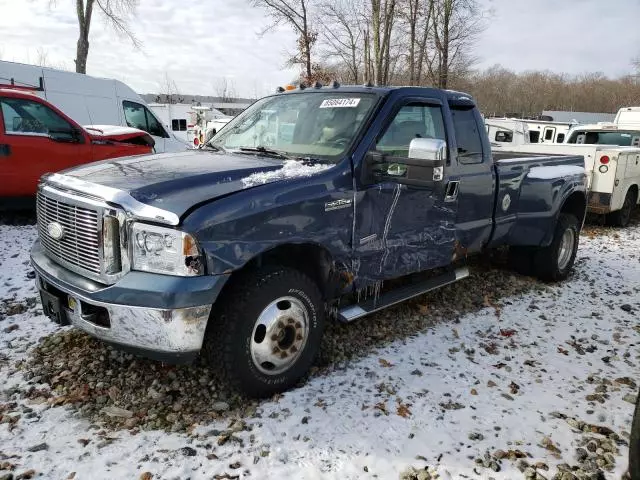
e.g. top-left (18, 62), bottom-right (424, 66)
top-left (252, 0), bottom-right (640, 115)
top-left (44, 0), bottom-right (639, 114)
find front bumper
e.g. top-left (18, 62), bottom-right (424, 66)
top-left (31, 241), bottom-right (229, 364)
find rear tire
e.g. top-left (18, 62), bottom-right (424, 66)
top-left (631, 391), bottom-right (640, 480)
top-left (204, 266), bottom-right (325, 398)
top-left (533, 213), bottom-right (580, 282)
top-left (608, 189), bottom-right (637, 227)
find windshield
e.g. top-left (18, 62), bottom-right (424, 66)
top-left (208, 92), bottom-right (378, 161)
top-left (567, 129), bottom-right (640, 147)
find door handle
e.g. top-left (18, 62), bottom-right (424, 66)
top-left (0, 144), bottom-right (10, 157)
top-left (445, 181), bottom-right (459, 202)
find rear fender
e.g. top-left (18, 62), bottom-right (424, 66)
top-left (508, 164), bottom-right (587, 247)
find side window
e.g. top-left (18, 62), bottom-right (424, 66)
top-left (556, 133), bottom-right (565, 143)
top-left (171, 119), bottom-right (187, 131)
top-left (544, 128), bottom-right (556, 141)
top-left (529, 131), bottom-right (540, 143)
top-left (1, 98), bottom-right (74, 139)
top-left (451, 106), bottom-right (483, 164)
top-left (145, 109), bottom-right (166, 137)
top-left (495, 130), bottom-right (513, 142)
top-left (123, 101), bottom-right (167, 137)
top-left (377, 103), bottom-right (446, 157)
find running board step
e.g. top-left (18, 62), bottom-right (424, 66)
top-left (338, 267), bottom-right (470, 323)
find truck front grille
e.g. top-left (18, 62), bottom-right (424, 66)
top-left (36, 192), bottom-right (101, 275)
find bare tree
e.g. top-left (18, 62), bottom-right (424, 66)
top-left (50, 0), bottom-right (140, 74)
top-left (428, 0), bottom-right (485, 89)
top-left (400, 0), bottom-right (433, 84)
top-left (157, 73), bottom-right (183, 104)
top-left (319, 1), bottom-right (365, 83)
top-left (251, 0), bottom-right (318, 83)
top-left (370, 0), bottom-right (396, 85)
top-left (215, 78), bottom-right (238, 103)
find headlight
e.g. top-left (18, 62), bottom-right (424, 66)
top-left (130, 223), bottom-right (204, 276)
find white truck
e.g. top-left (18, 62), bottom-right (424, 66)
top-left (484, 117), bottom-right (574, 145)
top-left (501, 142), bottom-right (640, 226)
top-left (0, 60), bottom-right (189, 153)
top-left (614, 106), bottom-right (640, 126)
top-left (484, 118), bottom-right (531, 149)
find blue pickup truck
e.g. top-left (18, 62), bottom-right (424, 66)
top-left (31, 85), bottom-right (588, 397)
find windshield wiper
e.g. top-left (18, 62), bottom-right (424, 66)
top-left (234, 146), bottom-right (291, 159)
top-left (201, 143), bottom-right (222, 151)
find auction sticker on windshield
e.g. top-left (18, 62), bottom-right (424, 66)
top-left (319, 98), bottom-right (361, 108)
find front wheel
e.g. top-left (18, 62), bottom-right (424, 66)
top-left (204, 266), bottom-right (325, 397)
top-left (533, 213), bottom-right (580, 282)
top-left (631, 391), bottom-right (640, 480)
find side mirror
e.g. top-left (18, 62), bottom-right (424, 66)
top-left (408, 138), bottom-right (447, 162)
top-left (363, 137), bottom-right (448, 187)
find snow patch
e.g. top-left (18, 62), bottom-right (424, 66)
top-left (241, 160), bottom-right (333, 187)
top-left (527, 165), bottom-right (585, 179)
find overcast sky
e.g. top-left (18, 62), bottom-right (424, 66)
top-left (0, 0), bottom-right (638, 98)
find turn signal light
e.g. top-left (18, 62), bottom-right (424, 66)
top-left (600, 156), bottom-right (610, 164)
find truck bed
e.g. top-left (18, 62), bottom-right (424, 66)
top-left (488, 151), bottom-right (586, 249)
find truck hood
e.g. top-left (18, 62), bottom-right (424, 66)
top-left (62, 150), bottom-right (333, 219)
top-left (84, 124), bottom-right (155, 147)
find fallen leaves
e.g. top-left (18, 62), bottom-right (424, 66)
top-left (374, 402), bottom-right (389, 416)
top-left (540, 436), bottom-right (562, 459)
top-left (397, 402), bottom-right (412, 418)
top-left (378, 358), bottom-right (393, 368)
top-left (139, 473), bottom-right (153, 480)
top-left (499, 328), bottom-right (517, 338)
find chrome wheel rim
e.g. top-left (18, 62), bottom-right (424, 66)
top-left (557, 228), bottom-right (575, 270)
top-left (250, 296), bottom-right (309, 375)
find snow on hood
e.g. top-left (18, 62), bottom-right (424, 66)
top-left (83, 124), bottom-right (155, 148)
top-left (83, 125), bottom-right (147, 137)
top-left (241, 160), bottom-right (334, 187)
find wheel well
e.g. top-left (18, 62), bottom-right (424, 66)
top-left (241, 243), bottom-right (336, 299)
top-left (561, 192), bottom-right (587, 225)
top-left (628, 184), bottom-right (639, 202)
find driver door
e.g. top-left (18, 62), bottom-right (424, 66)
top-left (354, 100), bottom-right (457, 283)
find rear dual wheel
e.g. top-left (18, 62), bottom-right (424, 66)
top-left (509, 213), bottom-right (580, 282)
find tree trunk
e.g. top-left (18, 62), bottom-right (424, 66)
top-left (74, 0), bottom-right (94, 74)
top-left (76, 30), bottom-right (89, 74)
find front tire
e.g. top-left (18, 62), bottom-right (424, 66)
top-left (609, 189), bottom-right (637, 227)
top-left (631, 391), bottom-right (640, 480)
top-left (204, 267), bottom-right (325, 398)
top-left (534, 213), bottom-right (580, 282)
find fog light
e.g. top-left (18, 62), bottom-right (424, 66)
top-left (599, 165), bottom-right (608, 173)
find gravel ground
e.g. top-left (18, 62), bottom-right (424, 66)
top-left (0, 210), bottom-right (638, 479)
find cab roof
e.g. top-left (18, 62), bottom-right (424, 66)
top-left (275, 84), bottom-right (477, 105)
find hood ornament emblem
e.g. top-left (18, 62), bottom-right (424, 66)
top-left (47, 222), bottom-right (65, 240)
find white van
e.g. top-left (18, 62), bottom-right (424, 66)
top-left (0, 60), bottom-right (188, 153)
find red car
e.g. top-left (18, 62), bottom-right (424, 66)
top-left (0, 87), bottom-right (154, 208)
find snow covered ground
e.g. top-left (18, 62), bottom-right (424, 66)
top-left (0, 222), bottom-right (638, 480)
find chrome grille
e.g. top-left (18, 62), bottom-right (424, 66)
top-left (36, 191), bottom-right (101, 274)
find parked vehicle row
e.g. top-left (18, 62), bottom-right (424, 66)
top-left (31, 85), bottom-right (588, 397)
top-left (0, 60), bottom-right (188, 153)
